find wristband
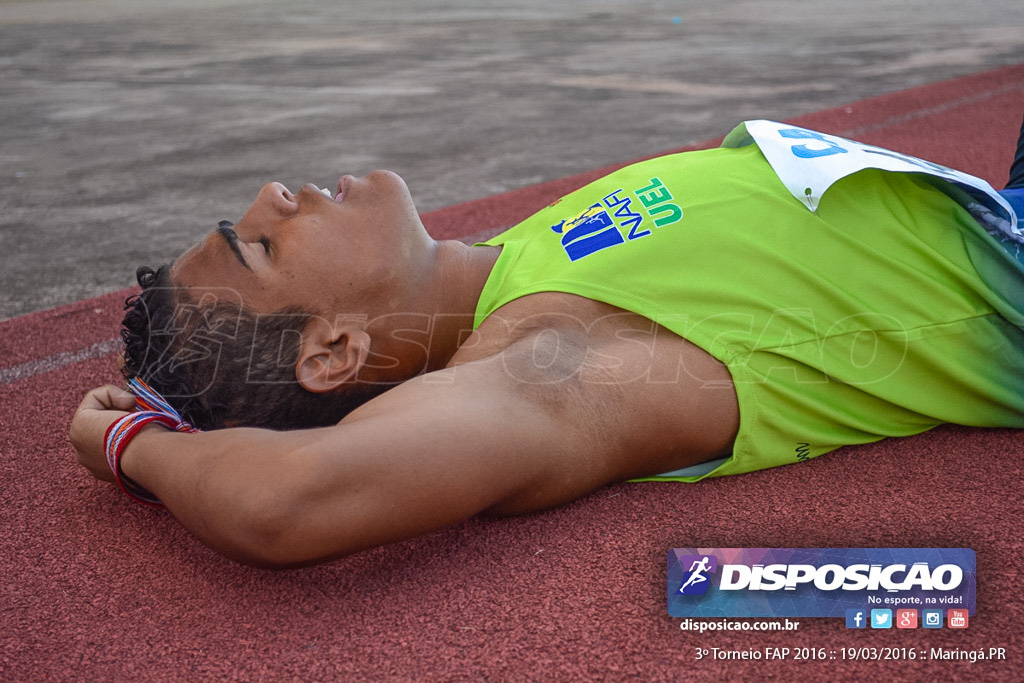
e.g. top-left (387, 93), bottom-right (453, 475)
top-left (103, 412), bottom-right (179, 507)
top-left (105, 377), bottom-right (200, 507)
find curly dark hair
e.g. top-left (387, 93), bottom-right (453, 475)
top-left (120, 265), bottom-right (390, 430)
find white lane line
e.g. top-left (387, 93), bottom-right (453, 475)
top-left (0, 338), bottom-right (120, 386)
top-left (841, 83), bottom-right (1024, 138)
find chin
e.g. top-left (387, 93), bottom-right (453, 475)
top-left (366, 169), bottom-right (408, 190)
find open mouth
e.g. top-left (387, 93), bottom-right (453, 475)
top-left (306, 175), bottom-right (352, 203)
top-left (314, 185), bottom-right (340, 201)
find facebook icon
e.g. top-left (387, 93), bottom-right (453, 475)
top-left (845, 609), bottom-right (867, 629)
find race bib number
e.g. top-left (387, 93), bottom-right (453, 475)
top-left (723, 119), bottom-right (1018, 237)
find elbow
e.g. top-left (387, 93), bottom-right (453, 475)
top-left (189, 445), bottom-right (360, 569)
top-left (231, 509), bottom-right (300, 569)
top-left (220, 481), bottom-right (364, 569)
top-left (219, 487), bottom-right (322, 569)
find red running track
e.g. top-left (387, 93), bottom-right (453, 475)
top-left (2, 64), bottom-right (1023, 681)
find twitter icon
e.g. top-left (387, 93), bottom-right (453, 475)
top-left (870, 609), bottom-right (892, 629)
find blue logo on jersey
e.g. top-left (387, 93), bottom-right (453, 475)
top-left (551, 204), bottom-right (623, 262)
top-left (550, 177), bottom-right (684, 261)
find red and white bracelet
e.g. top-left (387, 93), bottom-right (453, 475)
top-left (105, 377), bottom-right (201, 507)
top-left (103, 411), bottom-right (179, 507)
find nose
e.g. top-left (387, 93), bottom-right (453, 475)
top-left (256, 182), bottom-right (299, 216)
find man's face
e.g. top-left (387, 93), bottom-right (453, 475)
top-left (171, 170), bottom-right (428, 316)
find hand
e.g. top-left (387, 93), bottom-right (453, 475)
top-left (69, 385), bottom-right (136, 483)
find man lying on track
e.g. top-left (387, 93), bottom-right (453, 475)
top-left (70, 118), bottom-right (1024, 568)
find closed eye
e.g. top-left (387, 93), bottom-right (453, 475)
top-left (216, 222), bottom-right (250, 271)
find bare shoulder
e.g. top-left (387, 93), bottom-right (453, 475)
top-left (346, 292), bottom-right (739, 515)
top-left (338, 331), bottom-right (607, 516)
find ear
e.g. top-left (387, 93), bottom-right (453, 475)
top-left (295, 316), bottom-right (371, 394)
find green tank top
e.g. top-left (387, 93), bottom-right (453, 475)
top-left (473, 143), bottom-right (1024, 480)
top-left (475, 143), bottom-right (812, 331)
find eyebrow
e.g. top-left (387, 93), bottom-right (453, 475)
top-left (216, 222), bottom-right (251, 271)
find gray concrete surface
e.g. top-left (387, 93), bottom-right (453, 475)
top-left (2, 0), bottom-right (1022, 320)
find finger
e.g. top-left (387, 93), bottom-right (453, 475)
top-left (69, 403), bottom-right (126, 456)
top-left (77, 385), bottom-right (136, 413)
top-left (76, 386), bottom-right (112, 412)
top-left (105, 385), bottom-right (137, 411)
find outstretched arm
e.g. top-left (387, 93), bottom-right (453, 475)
top-left (71, 360), bottom-right (612, 569)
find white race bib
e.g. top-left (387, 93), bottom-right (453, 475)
top-left (723, 119), bottom-right (1019, 239)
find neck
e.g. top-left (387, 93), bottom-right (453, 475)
top-left (421, 240), bottom-right (501, 370)
top-left (366, 239), bottom-right (499, 380)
